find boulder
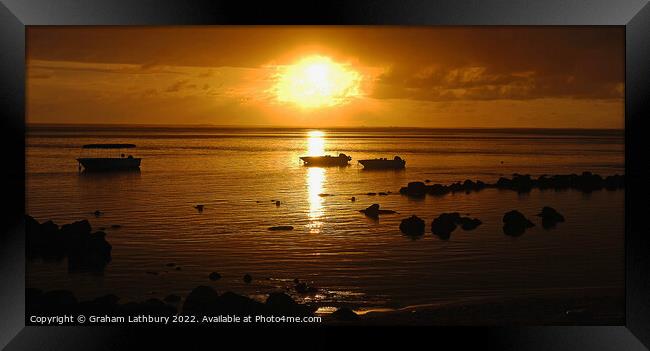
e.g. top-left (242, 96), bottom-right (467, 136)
top-left (400, 181), bottom-right (427, 197)
top-left (332, 307), bottom-right (359, 321)
top-left (431, 213), bottom-right (460, 239)
top-left (265, 292), bottom-right (315, 316)
top-left (502, 210), bottom-right (535, 236)
top-left (243, 274), bottom-right (253, 283)
top-left (399, 215), bottom-right (425, 236)
top-left (359, 204), bottom-right (397, 219)
top-left (182, 285), bottom-right (220, 314)
top-left (537, 206), bottom-right (565, 229)
top-left (208, 272), bottom-right (222, 281)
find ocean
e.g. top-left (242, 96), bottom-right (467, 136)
top-left (26, 126), bottom-right (625, 316)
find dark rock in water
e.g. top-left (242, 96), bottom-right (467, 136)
top-left (332, 307), bottom-right (359, 321)
top-left (400, 181), bottom-right (427, 197)
top-left (243, 274), bottom-right (253, 283)
top-left (537, 206), bottom-right (565, 229)
top-left (350, 197), bottom-right (356, 202)
top-left (194, 204), bottom-right (204, 212)
top-left (427, 183), bottom-right (449, 196)
top-left (359, 204), bottom-right (397, 219)
top-left (268, 225), bottom-right (294, 231)
top-left (209, 272), bottom-right (222, 281)
top-left (265, 292), bottom-right (315, 316)
top-left (175, 266), bottom-right (182, 270)
top-left (399, 215), bottom-right (425, 236)
top-left (459, 217), bottom-right (482, 231)
top-left (295, 282), bottom-right (318, 294)
top-left (146, 271), bottom-right (159, 275)
top-left (217, 291), bottom-right (265, 314)
top-left (164, 294), bottom-right (181, 304)
top-left (275, 201), bottom-right (281, 206)
top-left (367, 192), bottom-right (377, 196)
top-left (378, 192), bottom-right (388, 196)
top-left (431, 213), bottom-right (460, 239)
top-left (110, 224), bottom-right (122, 229)
top-left (26, 215), bottom-right (111, 271)
top-left (182, 285), bottom-right (219, 314)
top-left (166, 262), bottom-right (176, 267)
top-left (94, 210), bottom-right (103, 217)
top-left (430, 213), bottom-right (481, 239)
top-left (318, 193), bottom-right (334, 197)
top-left (502, 210), bottom-right (535, 236)
top-left (425, 179), bottom-right (432, 183)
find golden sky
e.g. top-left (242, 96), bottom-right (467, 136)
top-left (27, 26), bottom-right (624, 128)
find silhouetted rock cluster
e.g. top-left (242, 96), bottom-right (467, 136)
top-left (182, 286), bottom-right (315, 317)
top-left (502, 210), bottom-right (535, 236)
top-left (26, 215), bottom-right (112, 272)
top-left (268, 225), bottom-right (294, 231)
top-left (399, 215), bottom-right (426, 236)
top-left (332, 307), bottom-right (359, 321)
top-left (431, 213), bottom-right (482, 240)
top-left (27, 286), bottom-right (317, 322)
top-left (537, 206), bottom-right (566, 229)
top-left (359, 204), bottom-right (397, 219)
top-left (400, 172), bottom-right (624, 198)
top-left (26, 288), bottom-right (175, 318)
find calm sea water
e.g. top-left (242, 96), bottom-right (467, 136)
top-left (26, 126), bottom-right (625, 314)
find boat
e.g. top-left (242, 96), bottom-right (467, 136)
top-left (77, 143), bottom-right (141, 172)
top-left (359, 156), bottom-right (406, 169)
top-left (299, 153), bottom-right (352, 167)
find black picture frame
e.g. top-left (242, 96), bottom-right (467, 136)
top-left (1, 0), bottom-right (649, 349)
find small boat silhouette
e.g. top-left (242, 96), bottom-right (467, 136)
top-left (359, 156), bottom-right (406, 169)
top-left (299, 153), bottom-right (351, 167)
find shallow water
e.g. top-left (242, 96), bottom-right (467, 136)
top-left (26, 127), bottom-right (624, 314)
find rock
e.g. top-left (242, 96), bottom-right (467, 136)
top-left (399, 215), bottom-right (425, 236)
top-left (459, 217), bottom-right (482, 230)
top-left (502, 210), bottom-right (535, 236)
top-left (94, 210), bottom-right (103, 217)
top-left (164, 294), bottom-right (181, 304)
top-left (182, 286), bottom-right (219, 314)
top-left (400, 182), bottom-right (427, 197)
top-left (367, 192), bottom-right (377, 196)
top-left (208, 272), bottom-right (222, 281)
top-left (295, 282), bottom-right (318, 294)
top-left (110, 224), bottom-right (122, 229)
top-left (318, 193), bottom-right (334, 197)
top-left (378, 192), bottom-right (388, 196)
top-left (268, 226), bottom-right (294, 231)
top-left (165, 262), bottom-right (176, 267)
top-left (431, 213), bottom-right (460, 239)
top-left (275, 201), bottom-right (281, 206)
top-left (424, 179), bottom-right (432, 183)
top-left (537, 206), bottom-right (565, 229)
top-left (350, 197), bottom-right (356, 202)
top-left (175, 266), bottom-right (182, 271)
top-left (146, 271), bottom-right (159, 275)
top-left (265, 292), bottom-right (315, 316)
top-left (359, 204), bottom-right (398, 219)
top-left (216, 291), bottom-right (265, 314)
top-left (194, 204), bottom-right (204, 212)
top-left (243, 274), bottom-right (253, 283)
top-left (332, 307), bottom-right (359, 321)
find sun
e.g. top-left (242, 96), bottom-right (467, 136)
top-left (274, 55), bottom-right (362, 108)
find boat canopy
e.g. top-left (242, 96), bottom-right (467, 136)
top-left (82, 143), bottom-right (136, 149)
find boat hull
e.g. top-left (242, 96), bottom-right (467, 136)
top-left (359, 159), bottom-right (406, 169)
top-left (300, 155), bottom-right (351, 167)
top-left (77, 158), bottom-right (141, 172)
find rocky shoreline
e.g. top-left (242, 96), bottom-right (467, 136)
top-left (400, 172), bottom-right (624, 197)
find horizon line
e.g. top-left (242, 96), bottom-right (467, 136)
top-left (26, 122), bottom-right (625, 131)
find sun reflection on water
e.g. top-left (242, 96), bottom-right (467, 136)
top-left (306, 131), bottom-right (326, 232)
